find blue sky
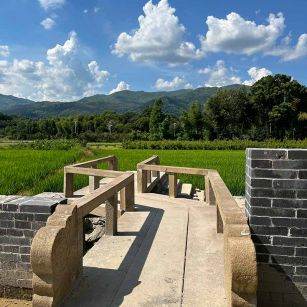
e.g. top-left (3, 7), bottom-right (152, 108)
top-left (0, 0), bottom-right (306, 101)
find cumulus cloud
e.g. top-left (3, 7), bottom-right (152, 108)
top-left (83, 9), bottom-right (88, 14)
top-left (0, 32), bottom-right (109, 101)
top-left (275, 33), bottom-right (307, 61)
top-left (201, 12), bottom-right (285, 55)
top-left (41, 17), bottom-right (56, 30)
top-left (199, 60), bottom-right (241, 87)
top-left (113, 0), bottom-right (203, 64)
top-left (0, 45), bottom-right (9, 57)
top-left (243, 67), bottom-right (272, 85)
top-left (200, 12), bottom-right (307, 61)
top-left (109, 81), bottom-right (130, 94)
top-left (155, 76), bottom-right (192, 91)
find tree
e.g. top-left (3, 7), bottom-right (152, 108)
top-left (149, 99), bottom-right (165, 139)
top-left (249, 74), bottom-right (307, 138)
top-left (180, 103), bottom-right (204, 140)
top-left (204, 87), bottom-right (251, 139)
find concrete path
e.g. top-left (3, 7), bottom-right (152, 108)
top-left (65, 194), bottom-right (226, 307)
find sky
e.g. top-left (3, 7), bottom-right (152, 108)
top-left (0, 0), bottom-right (306, 101)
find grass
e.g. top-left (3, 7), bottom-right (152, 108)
top-left (0, 148), bottom-right (246, 196)
top-left (0, 148), bottom-right (83, 195)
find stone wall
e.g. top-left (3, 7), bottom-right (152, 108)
top-left (0, 195), bottom-right (65, 299)
top-left (246, 148), bottom-right (307, 306)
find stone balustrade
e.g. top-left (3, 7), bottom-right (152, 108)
top-left (136, 156), bottom-right (258, 306)
top-left (64, 155), bottom-right (119, 198)
top-left (31, 160), bottom-right (135, 306)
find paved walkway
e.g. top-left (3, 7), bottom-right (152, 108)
top-left (65, 193), bottom-right (226, 307)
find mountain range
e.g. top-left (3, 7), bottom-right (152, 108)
top-left (0, 85), bottom-right (242, 118)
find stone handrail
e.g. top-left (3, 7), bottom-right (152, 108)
top-left (137, 156), bottom-right (257, 306)
top-left (31, 157), bottom-right (135, 307)
top-left (207, 170), bottom-right (257, 306)
top-left (64, 155), bottom-right (119, 197)
top-left (69, 155), bottom-right (118, 169)
top-left (137, 156), bottom-right (210, 200)
top-left (137, 155), bottom-right (162, 193)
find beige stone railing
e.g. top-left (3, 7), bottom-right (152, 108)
top-left (137, 156), bottom-right (209, 200)
top-left (31, 157), bottom-right (134, 307)
top-left (64, 155), bottom-right (119, 197)
top-left (137, 156), bottom-right (257, 306)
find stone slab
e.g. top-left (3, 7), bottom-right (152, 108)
top-left (112, 205), bottom-right (188, 307)
top-left (64, 207), bottom-right (159, 307)
top-left (182, 206), bottom-right (226, 307)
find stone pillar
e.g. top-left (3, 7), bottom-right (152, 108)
top-left (137, 169), bottom-right (147, 193)
top-left (120, 180), bottom-right (135, 212)
top-left (169, 173), bottom-right (177, 198)
top-left (205, 176), bottom-right (216, 206)
top-left (246, 148), bottom-right (307, 306)
top-left (105, 195), bottom-right (117, 235)
top-left (64, 172), bottom-right (74, 198)
top-left (0, 195), bottom-right (65, 299)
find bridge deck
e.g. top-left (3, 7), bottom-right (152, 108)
top-left (65, 194), bottom-right (226, 307)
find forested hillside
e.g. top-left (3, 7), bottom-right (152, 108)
top-left (0, 85), bottom-right (241, 117)
top-left (0, 75), bottom-right (306, 141)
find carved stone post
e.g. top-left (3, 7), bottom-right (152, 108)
top-left (205, 176), bottom-right (216, 205)
top-left (137, 169), bottom-right (147, 193)
top-left (64, 171), bottom-right (74, 198)
top-left (120, 180), bottom-right (135, 212)
top-left (169, 173), bottom-right (177, 198)
top-left (105, 194), bottom-right (117, 235)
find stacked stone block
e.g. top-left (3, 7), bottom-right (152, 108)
top-left (246, 148), bottom-right (307, 306)
top-left (0, 195), bottom-right (65, 299)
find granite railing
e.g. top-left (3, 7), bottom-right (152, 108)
top-left (137, 156), bottom-right (258, 306)
top-left (31, 157), bottom-right (134, 306)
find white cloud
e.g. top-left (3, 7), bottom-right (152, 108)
top-left (38, 0), bottom-right (65, 10)
top-left (94, 7), bottom-right (100, 13)
top-left (199, 12), bottom-right (307, 61)
top-left (201, 12), bottom-right (285, 55)
top-left (199, 60), bottom-right (241, 87)
top-left (88, 61), bottom-right (109, 83)
top-left (155, 76), bottom-right (192, 91)
top-left (243, 67), bottom-right (272, 85)
top-left (0, 32), bottom-right (109, 101)
top-left (0, 45), bottom-right (9, 57)
top-left (113, 0), bottom-right (203, 64)
top-left (41, 17), bottom-right (56, 30)
top-left (280, 34), bottom-right (307, 61)
top-left (200, 62), bottom-right (272, 87)
top-left (83, 9), bottom-right (88, 14)
top-left (109, 81), bottom-right (130, 94)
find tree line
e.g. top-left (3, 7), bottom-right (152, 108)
top-left (0, 74), bottom-right (306, 141)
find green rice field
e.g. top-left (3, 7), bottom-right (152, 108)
top-left (0, 148), bottom-right (246, 196)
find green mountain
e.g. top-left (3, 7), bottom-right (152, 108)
top-left (0, 94), bottom-right (33, 111)
top-left (0, 85), bottom-right (243, 118)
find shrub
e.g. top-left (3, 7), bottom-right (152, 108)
top-left (123, 139), bottom-right (307, 150)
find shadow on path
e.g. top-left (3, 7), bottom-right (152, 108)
top-left (65, 204), bottom-right (164, 307)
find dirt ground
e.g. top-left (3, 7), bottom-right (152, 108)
top-left (0, 298), bottom-right (31, 307)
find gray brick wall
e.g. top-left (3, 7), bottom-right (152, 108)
top-left (0, 195), bottom-right (65, 299)
top-left (246, 148), bottom-right (307, 306)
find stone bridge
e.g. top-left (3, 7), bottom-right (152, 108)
top-left (1, 149), bottom-right (307, 306)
